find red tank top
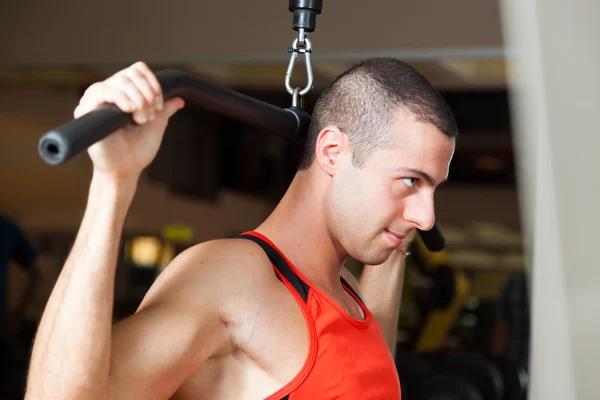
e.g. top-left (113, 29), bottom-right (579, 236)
top-left (238, 231), bottom-right (401, 400)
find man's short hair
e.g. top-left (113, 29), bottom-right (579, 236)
top-left (298, 57), bottom-right (458, 170)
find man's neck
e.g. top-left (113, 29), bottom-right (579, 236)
top-left (255, 171), bottom-right (347, 292)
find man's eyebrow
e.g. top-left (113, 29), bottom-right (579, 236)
top-left (396, 167), bottom-right (447, 186)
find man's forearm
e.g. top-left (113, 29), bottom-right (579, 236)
top-left (360, 253), bottom-right (407, 354)
top-left (26, 172), bottom-right (138, 400)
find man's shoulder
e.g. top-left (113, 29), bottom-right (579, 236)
top-left (186, 236), bottom-right (272, 269)
top-left (138, 236), bottom-right (278, 320)
top-left (162, 237), bottom-right (278, 296)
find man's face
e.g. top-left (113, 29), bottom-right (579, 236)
top-left (327, 110), bottom-right (455, 265)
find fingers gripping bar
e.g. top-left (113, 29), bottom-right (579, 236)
top-left (38, 69), bottom-right (311, 166)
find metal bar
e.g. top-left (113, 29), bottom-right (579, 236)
top-left (38, 69), bottom-right (305, 165)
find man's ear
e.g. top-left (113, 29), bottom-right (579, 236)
top-left (314, 126), bottom-right (348, 176)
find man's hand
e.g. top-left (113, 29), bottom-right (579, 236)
top-left (75, 62), bottom-right (185, 181)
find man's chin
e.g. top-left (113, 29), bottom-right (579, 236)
top-left (357, 249), bottom-right (395, 266)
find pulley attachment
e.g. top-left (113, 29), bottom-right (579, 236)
top-left (285, 1), bottom-right (323, 105)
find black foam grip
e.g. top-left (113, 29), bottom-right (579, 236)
top-left (38, 70), bottom-right (302, 166)
top-left (38, 104), bottom-right (134, 165)
top-left (418, 223), bottom-right (446, 252)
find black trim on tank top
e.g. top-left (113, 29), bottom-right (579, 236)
top-left (229, 234), bottom-right (310, 303)
top-left (280, 396), bottom-right (289, 400)
top-left (340, 276), bottom-right (364, 304)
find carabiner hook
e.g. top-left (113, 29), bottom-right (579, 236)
top-left (285, 36), bottom-right (314, 97)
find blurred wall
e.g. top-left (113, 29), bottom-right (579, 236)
top-left (0, 0), bottom-right (503, 66)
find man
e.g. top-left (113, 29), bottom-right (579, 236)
top-left (26, 58), bottom-right (457, 400)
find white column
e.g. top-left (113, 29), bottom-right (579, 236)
top-left (500, 0), bottom-right (600, 399)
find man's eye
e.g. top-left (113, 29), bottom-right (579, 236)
top-left (402, 178), bottom-right (417, 188)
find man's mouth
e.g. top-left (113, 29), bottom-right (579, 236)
top-left (384, 229), bottom-right (406, 246)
